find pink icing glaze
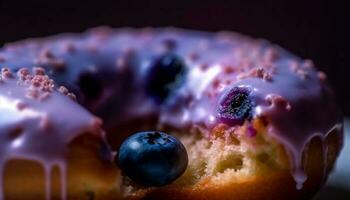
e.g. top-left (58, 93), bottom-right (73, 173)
top-left (0, 27), bottom-right (343, 195)
top-left (0, 68), bottom-right (105, 200)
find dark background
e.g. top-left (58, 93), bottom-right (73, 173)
top-left (0, 0), bottom-right (349, 115)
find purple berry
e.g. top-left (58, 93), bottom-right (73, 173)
top-left (145, 54), bottom-right (186, 102)
top-left (217, 86), bottom-right (253, 125)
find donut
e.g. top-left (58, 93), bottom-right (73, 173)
top-left (0, 27), bottom-right (343, 200)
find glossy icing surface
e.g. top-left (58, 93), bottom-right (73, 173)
top-left (0, 27), bottom-right (343, 193)
top-left (0, 68), bottom-right (104, 200)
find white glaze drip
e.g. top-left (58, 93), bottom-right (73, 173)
top-left (0, 69), bottom-right (104, 199)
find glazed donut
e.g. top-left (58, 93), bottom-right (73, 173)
top-left (0, 27), bottom-right (344, 200)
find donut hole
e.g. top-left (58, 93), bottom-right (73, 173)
top-left (78, 72), bottom-right (103, 100)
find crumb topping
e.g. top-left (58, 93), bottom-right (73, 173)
top-left (1, 67), bottom-right (77, 101)
top-left (35, 49), bottom-right (66, 70)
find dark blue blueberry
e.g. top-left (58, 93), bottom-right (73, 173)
top-left (145, 54), bottom-right (186, 102)
top-left (217, 86), bottom-right (254, 125)
top-left (117, 131), bottom-right (188, 187)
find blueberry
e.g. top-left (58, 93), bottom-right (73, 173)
top-left (145, 54), bottom-right (186, 102)
top-left (117, 131), bottom-right (188, 187)
top-left (217, 86), bottom-right (254, 125)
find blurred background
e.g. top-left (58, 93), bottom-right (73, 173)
top-left (0, 0), bottom-right (349, 198)
top-left (0, 0), bottom-right (348, 115)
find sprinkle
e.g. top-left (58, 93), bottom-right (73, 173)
top-left (224, 66), bottom-right (235, 74)
top-left (1, 68), bottom-right (13, 79)
top-left (50, 59), bottom-right (66, 70)
top-left (16, 101), bottom-right (27, 110)
top-left (163, 38), bottom-right (177, 50)
top-left (236, 67), bottom-right (272, 81)
top-left (212, 78), bottom-right (221, 89)
top-left (26, 89), bottom-right (39, 99)
top-left (58, 86), bottom-right (69, 95)
top-left (33, 67), bottom-right (46, 75)
top-left (59, 86), bottom-right (76, 100)
top-left (91, 26), bottom-right (112, 40)
top-left (266, 94), bottom-right (292, 111)
top-left (199, 63), bottom-right (209, 71)
top-left (256, 67), bottom-right (272, 81)
top-left (38, 92), bottom-right (50, 101)
top-left (40, 49), bottom-right (55, 59)
top-left (17, 68), bottom-right (30, 80)
top-left (317, 71), bottom-right (327, 81)
top-left (31, 76), bottom-right (44, 87)
top-left (37, 49), bottom-right (66, 70)
top-left (289, 60), bottom-right (300, 72)
top-left (264, 47), bottom-right (279, 62)
top-left (90, 117), bottom-right (103, 133)
top-left (40, 116), bottom-right (52, 130)
top-left (63, 43), bottom-right (76, 53)
top-left (67, 92), bottom-right (76, 100)
top-left (302, 59), bottom-right (314, 69)
top-left (296, 69), bottom-right (309, 79)
top-left (188, 52), bottom-right (199, 61)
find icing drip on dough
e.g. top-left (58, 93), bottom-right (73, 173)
top-left (0, 68), bottom-right (103, 200)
